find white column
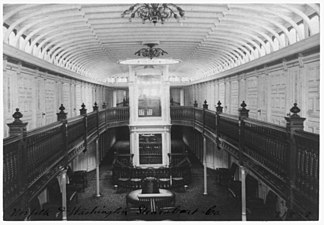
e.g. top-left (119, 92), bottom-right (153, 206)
top-left (60, 168), bottom-right (68, 221)
top-left (240, 165), bottom-right (247, 221)
top-left (180, 88), bottom-right (184, 106)
top-left (203, 135), bottom-right (208, 195)
top-left (113, 90), bottom-right (117, 107)
top-left (95, 138), bottom-right (101, 197)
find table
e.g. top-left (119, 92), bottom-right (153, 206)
top-left (126, 189), bottom-right (175, 212)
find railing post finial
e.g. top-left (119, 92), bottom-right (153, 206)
top-left (285, 103), bottom-right (305, 131)
top-left (57, 104), bottom-right (67, 122)
top-left (170, 97), bottom-right (174, 106)
top-left (93, 102), bottom-right (98, 111)
top-left (193, 100), bottom-right (198, 107)
top-left (216, 101), bottom-right (223, 114)
top-left (102, 102), bottom-right (106, 109)
top-left (203, 100), bottom-right (208, 109)
top-left (7, 108), bottom-right (28, 136)
top-left (239, 101), bottom-right (249, 119)
top-left (80, 103), bottom-right (87, 115)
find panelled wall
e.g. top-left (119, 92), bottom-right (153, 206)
top-left (184, 51), bottom-right (320, 134)
top-left (3, 56), bottom-right (115, 138)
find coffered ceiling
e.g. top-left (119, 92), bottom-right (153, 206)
top-left (3, 3), bottom-right (319, 82)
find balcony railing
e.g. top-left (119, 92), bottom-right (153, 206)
top-left (3, 101), bottom-right (319, 219)
top-left (3, 106), bottom-right (129, 210)
top-left (171, 101), bottom-right (319, 219)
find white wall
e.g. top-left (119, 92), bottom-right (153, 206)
top-left (185, 51), bottom-right (320, 133)
top-left (3, 58), bottom-right (114, 137)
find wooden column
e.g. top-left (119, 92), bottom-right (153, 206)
top-left (240, 165), bottom-right (247, 221)
top-left (95, 138), bottom-right (101, 197)
top-left (80, 103), bottom-right (88, 152)
top-left (215, 101), bottom-right (223, 150)
top-left (59, 167), bottom-right (68, 220)
top-left (113, 90), bottom-right (117, 107)
top-left (180, 88), bottom-right (184, 106)
top-left (203, 135), bottom-right (207, 195)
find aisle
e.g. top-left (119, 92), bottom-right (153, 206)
top-left (67, 154), bottom-right (241, 221)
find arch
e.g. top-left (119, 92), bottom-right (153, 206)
top-left (4, 5), bottom-right (80, 43)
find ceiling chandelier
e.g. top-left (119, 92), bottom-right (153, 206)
top-left (135, 43), bottom-right (168, 59)
top-left (121, 3), bottom-right (185, 25)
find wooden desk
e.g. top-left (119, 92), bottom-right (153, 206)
top-left (126, 189), bottom-right (175, 212)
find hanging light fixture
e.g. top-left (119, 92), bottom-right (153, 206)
top-left (121, 3), bottom-right (185, 25)
top-left (135, 43), bottom-right (168, 59)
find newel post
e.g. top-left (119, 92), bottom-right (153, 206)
top-left (93, 102), bottom-right (98, 111)
top-left (215, 101), bottom-right (223, 150)
top-left (203, 100), bottom-right (208, 109)
top-left (57, 104), bottom-right (67, 122)
top-left (203, 100), bottom-right (208, 129)
top-left (284, 103), bottom-right (305, 212)
top-left (80, 103), bottom-right (88, 152)
top-left (7, 108), bottom-right (28, 201)
top-left (202, 100), bottom-right (208, 196)
top-left (238, 101), bottom-right (249, 163)
top-left (7, 108), bottom-right (28, 137)
top-left (238, 101), bottom-right (249, 221)
top-left (80, 103), bottom-right (87, 115)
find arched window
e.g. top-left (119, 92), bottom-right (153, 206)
top-left (297, 23), bottom-right (305, 42)
top-left (279, 33), bottom-right (286, 47)
top-left (273, 38), bottom-right (279, 51)
top-left (288, 28), bottom-right (297, 44)
top-left (260, 45), bottom-right (266, 57)
top-left (8, 31), bottom-right (16, 46)
top-left (310, 15), bottom-right (319, 34)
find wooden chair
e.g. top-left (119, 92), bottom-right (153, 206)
top-left (215, 163), bottom-right (239, 186)
top-left (117, 166), bottom-right (131, 191)
top-left (67, 167), bottom-right (87, 192)
top-left (129, 167), bottom-right (143, 189)
top-left (170, 166), bottom-right (185, 191)
top-left (156, 167), bottom-right (171, 189)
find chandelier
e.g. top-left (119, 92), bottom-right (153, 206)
top-left (121, 3), bottom-right (185, 25)
top-left (135, 43), bottom-right (168, 59)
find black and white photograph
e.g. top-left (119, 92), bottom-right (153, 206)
top-left (1, 0), bottom-right (322, 223)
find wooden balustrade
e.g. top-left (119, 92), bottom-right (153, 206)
top-left (98, 110), bottom-right (106, 126)
top-left (87, 112), bottom-right (98, 134)
top-left (3, 106), bottom-right (129, 211)
top-left (204, 109), bottom-right (216, 132)
top-left (66, 116), bottom-right (85, 146)
top-left (170, 101), bottom-right (319, 218)
top-left (218, 114), bottom-right (239, 144)
top-left (170, 106), bottom-right (194, 122)
top-left (3, 135), bottom-right (24, 208)
top-left (3, 100), bottom-right (319, 219)
top-left (294, 130), bottom-right (319, 202)
top-left (243, 118), bottom-right (289, 179)
top-left (194, 108), bottom-right (204, 125)
top-left (25, 122), bottom-right (65, 185)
